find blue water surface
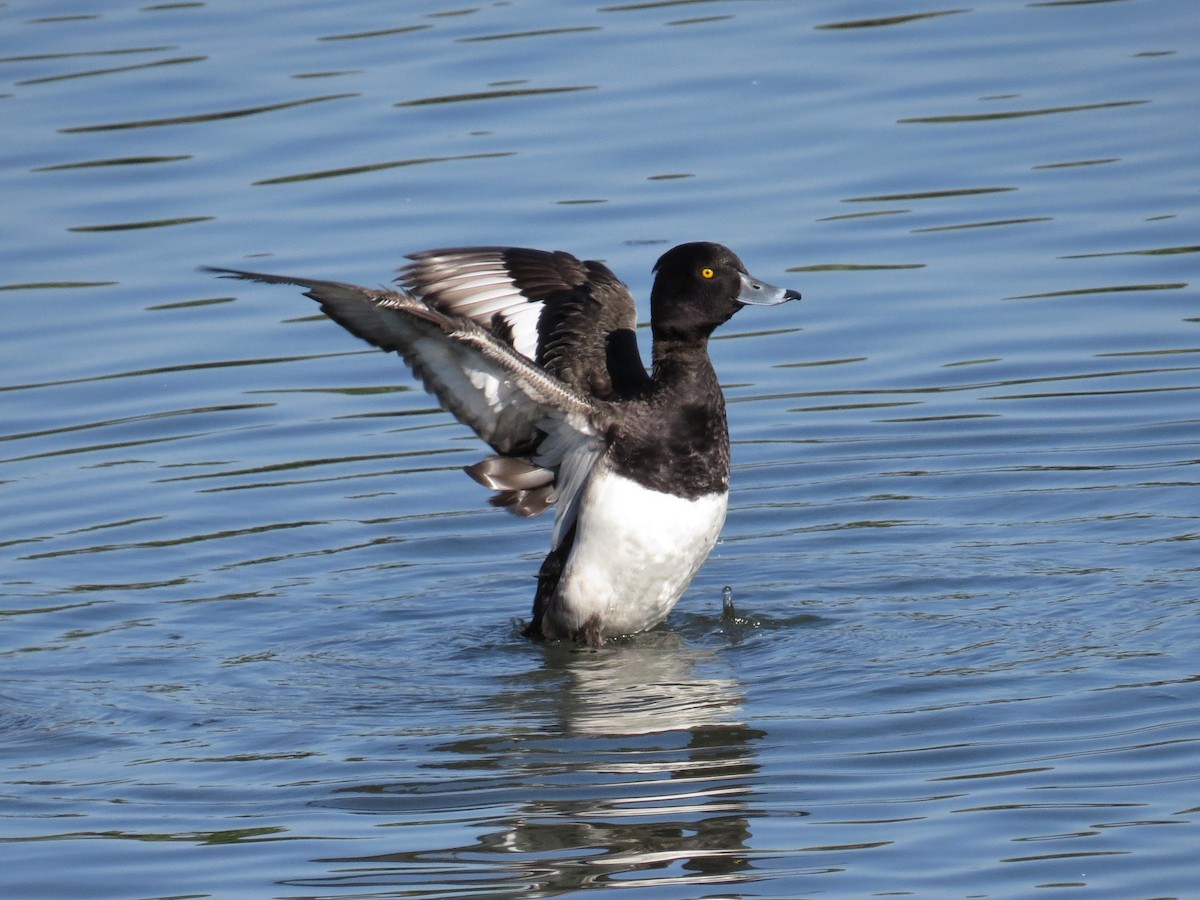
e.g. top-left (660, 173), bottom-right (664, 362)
top-left (2, 0), bottom-right (1199, 897)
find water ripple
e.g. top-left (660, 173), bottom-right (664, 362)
top-left (899, 99), bottom-right (1150, 124)
top-left (58, 93), bottom-right (358, 132)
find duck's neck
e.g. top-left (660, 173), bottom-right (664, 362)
top-left (605, 335), bottom-right (730, 498)
top-left (651, 335), bottom-right (718, 391)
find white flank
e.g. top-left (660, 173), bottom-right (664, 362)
top-left (548, 466), bottom-right (729, 639)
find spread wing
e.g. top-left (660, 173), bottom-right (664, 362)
top-left (205, 266), bottom-right (606, 543)
top-left (400, 247), bottom-right (651, 400)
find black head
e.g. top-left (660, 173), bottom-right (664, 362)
top-left (650, 242), bottom-right (798, 341)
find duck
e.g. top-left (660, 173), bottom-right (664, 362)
top-left (207, 242), bottom-right (799, 646)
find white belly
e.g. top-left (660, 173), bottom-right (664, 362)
top-left (547, 467), bottom-right (729, 640)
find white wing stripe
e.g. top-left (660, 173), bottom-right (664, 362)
top-left (429, 272), bottom-right (513, 291)
top-left (499, 305), bottom-right (543, 360)
top-left (450, 289), bottom-right (532, 314)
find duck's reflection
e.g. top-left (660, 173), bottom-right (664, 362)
top-left (550, 631), bottom-right (747, 736)
top-left (307, 632), bottom-right (764, 894)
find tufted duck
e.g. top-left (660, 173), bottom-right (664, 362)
top-left (208, 242), bottom-right (799, 646)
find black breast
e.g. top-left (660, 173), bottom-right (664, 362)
top-left (608, 386), bottom-right (731, 498)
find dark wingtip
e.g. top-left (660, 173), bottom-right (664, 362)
top-left (200, 265), bottom-right (323, 292)
top-left (201, 264), bottom-right (270, 283)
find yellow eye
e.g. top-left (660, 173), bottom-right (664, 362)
top-left (701, 267), bottom-right (715, 279)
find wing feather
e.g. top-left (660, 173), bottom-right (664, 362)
top-left (205, 263), bottom-right (614, 541)
top-left (205, 266), bottom-right (598, 450)
top-left (399, 246), bottom-right (650, 399)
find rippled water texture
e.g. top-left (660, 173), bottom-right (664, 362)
top-left (2, 1), bottom-right (1198, 897)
